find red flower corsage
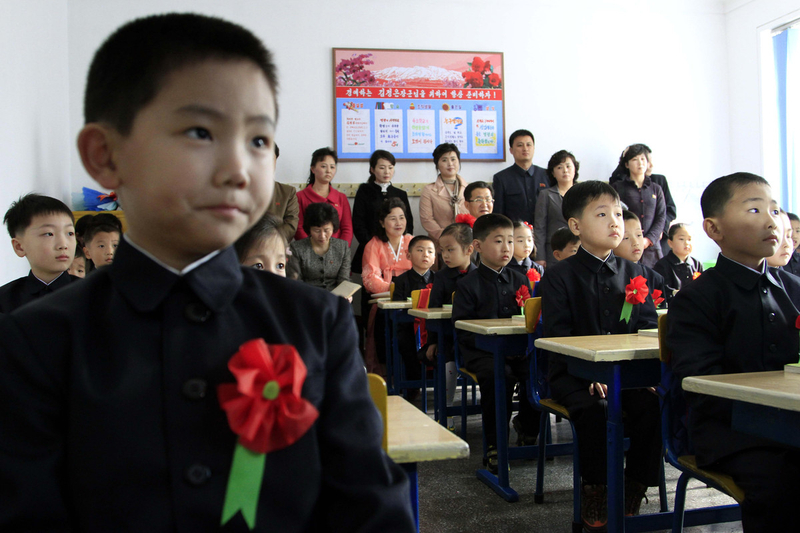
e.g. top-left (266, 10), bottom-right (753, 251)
top-left (515, 284), bottom-right (531, 313)
top-left (526, 269), bottom-right (541, 283)
top-left (692, 271), bottom-right (702, 280)
top-left (620, 275), bottom-right (650, 323)
top-left (218, 339), bottom-right (319, 529)
top-left (455, 213), bottom-right (476, 228)
top-left (652, 289), bottom-right (665, 307)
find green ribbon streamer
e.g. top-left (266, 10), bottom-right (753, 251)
top-left (620, 301), bottom-right (633, 324)
top-left (221, 441), bottom-right (266, 530)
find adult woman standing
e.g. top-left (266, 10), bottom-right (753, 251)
top-left (534, 150), bottom-right (579, 268)
top-left (295, 147), bottom-right (353, 245)
top-left (290, 203), bottom-right (351, 292)
top-left (419, 143), bottom-right (468, 245)
top-left (352, 150), bottom-right (413, 275)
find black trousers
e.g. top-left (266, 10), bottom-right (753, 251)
top-left (465, 355), bottom-right (539, 448)
top-left (713, 446), bottom-right (800, 532)
top-left (397, 323), bottom-right (422, 381)
top-left (560, 387), bottom-right (662, 486)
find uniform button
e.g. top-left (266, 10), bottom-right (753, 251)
top-left (768, 344), bottom-right (777, 352)
top-left (768, 312), bottom-right (776, 322)
top-left (502, 306), bottom-right (509, 312)
top-left (185, 464), bottom-right (211, 485)
top-left (603, 309), bottom-right (610, 316)
top-left (603, 286), bottom-right (610, 294)
top-left (182, 378), bottom-right (207, 400)
top-left (502, 290), bottom-right (507, 295)
top-left (607, 331), bottom-right (612, 335)
top-left (762, 288), bottom-right (768, 294)
top-left (185, 302), bottom-right (212, 323)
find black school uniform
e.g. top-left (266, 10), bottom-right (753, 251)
top-left (668, 254), bottom-right (800, 531)
top-left (783, 251), bottom-right (800, 277)
top-left (611, 176), bottom-right (667, 268)
top-left (429, 264), bottom-right (476, 349)
top-left (0, 270), bottom-right (77, 314)
top-left (653, 250), bottom-right (703, 293)
top-left (452, 263), bottom-right (538, 448)
top-left (540, 246), bottom-right (661, 486)
top-left (0, 239), bottom-right (414, 532)
top-left (391, 268), bottom-right (434, 380)
top-left (506, 256), bottom-right (544, 277)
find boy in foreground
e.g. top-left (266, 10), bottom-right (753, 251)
top-left (0, 193), bottom-right (77, 313)
top-left (668, 173), bottom-right (800, 532)
top-left (540, 181), bottom-right (661, 531)
top-left (0, 13), bottom-right (413, 532)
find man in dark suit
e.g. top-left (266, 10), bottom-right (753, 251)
top-left (492, 129), bottom-right (549, 226)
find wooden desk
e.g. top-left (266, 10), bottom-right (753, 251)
top-left (683, 371), bottom-right (800, 448)
top-left (377, 300), bottom-right (412, 310)
top-left (534, 334), bottom-right (662, 532)
top-left (387, 396), bottom-right (469, 530)
top-left (408, 308), bottom-right (451, 320)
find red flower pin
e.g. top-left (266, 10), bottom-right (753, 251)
top-left (526, 269), bottom-right (541, 283)
top-left (652, 289), bottom-right (665, 307)
top-left (795, 315), bottom-right (800, 329)
top-left (620, 275), bottom-right (650, 323)
top-left (218, 339), bottom-right (318, 529)
top-left (692, 271), bottom-right (702, 280)
top-left (455, 213), bottom-right (476, 228)
top-left (516, 284), bottom-right (531, 308)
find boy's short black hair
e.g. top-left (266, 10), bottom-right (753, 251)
top-left (302, 202), bottom-right (340, 234)
top-left (788, 212), bottom-right (800, 224)
top-left (83, 213), bottom-right (123, 245)
top-left (368, 150), bottom-right (396, 183)
top-left (4, 193), bottom-right (74, 238)
top-left (473, 213), bottom-right (513, 241)
top-left (376, 198), bottom-right (407, 242)
top-left (700, 172), bottom-right (770, 219)
top-left (546, 150), bottom-right (580, 185)
top-left (234, 213), bottom-right (287, 263)
top-left (408, 235), bottom-right (435, 250)
top-left (84, 13), bottom-right (278, 135)
top-left (667, 222), bottom-right (688, 240)
top-left (622, 209), bottom-right (639, 223)
top-left (509, 129), bottom-right (534, 146)
top-left (307, 147), bottom-right (338, 185)
top-left (440, 223), bottom-right (473, 250)
top-left (550, 227), bottom-right (580, 252)
top-left (562, 181), bottom-right (620, 221)
top-left (464, 181), bottom-right (493, 202)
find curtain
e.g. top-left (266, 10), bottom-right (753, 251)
top-left (774, 28), bottom-right (798, 213)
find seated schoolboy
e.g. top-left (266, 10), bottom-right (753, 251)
top-left (540, 181), bottom-right (661, 531)
top-left (767, 210), bottom-right (794, 269)
top-left (0, 193), bottom-right (77, 313)
top-left (391, 235), bottom-right (436, 388)
top-left (82, 213), bottom-right (122, 271)
top-left (0, 14), bottom-right (413, 532)
top-left (549, 226), bottom-right (580, 262)
top-left (68, 246), bottom-right (87, 278)
top-left (616, 209), bottom-right (670, 306)
top-left (234, 213), bottom-right (289, 277)
top-left (786, 212), bottom-right (800, 276)
top-left (653, 222), bottom-right (703, 293)
top-left (452, 213), bottom-right (539, 474)
top-left (507, 220), bottom-right (544, 277)
top-left (668, 173), bottom-right (800, 532)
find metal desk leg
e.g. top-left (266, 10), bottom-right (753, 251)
top-left (382, 308), bottom-right (394, 394)
top-left (402, 463), bottom-right (419, 532)
top-left (607, 364), bottom-right (625, 532)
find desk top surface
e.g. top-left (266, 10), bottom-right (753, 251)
top-left (377, 300), bottom-right (412, 310)
top-left (408, 308), bottom-right (452, 319)
top-left (454, 318), bottom-right (528, 335)
top-left (682, 371), bottom-right (800, 412)
top-left (386, 396), bottom-right (469, 463)
top-left (534, 334), bottom-right (660, 362)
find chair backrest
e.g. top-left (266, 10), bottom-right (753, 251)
top-left (524, 297), bottom-right (542, 334)
top-left (411, 289), bottom-right (421, 309)
top-left (657, 313), bottom-right (692, 459)
top-left (367, 373), bottom-right (388, 451)
top-left (389, 282), bottom-right (395, 299)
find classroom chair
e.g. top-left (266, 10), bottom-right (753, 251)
top-left (451, 291), bottom-right (482, 441)
top-left (657, 314), bottom-right (743, 532)
top-left (367, 373), bottom-right (388, 452)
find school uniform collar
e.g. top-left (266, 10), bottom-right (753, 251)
top-left (110, 237), bottom-right (243, 313)
top-left (25, 270), bottom-right (71, 295)
top-left (477, 261), bottom-right (512, 283)
top-left (514, 256), bottom-right (533, 269)
top-left (444, 263), bottom-right (476, 278)
top-left (664, 250), bottom-right (689, 266)
top-left (408, 268), bottom-right (432, 285)
top-left (574, 245), bottom-right (618, 274)
top-left (715, 253), bottom-right (782, 291)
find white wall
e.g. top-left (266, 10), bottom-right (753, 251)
top-left (1, 0), bottom-right (745, 280)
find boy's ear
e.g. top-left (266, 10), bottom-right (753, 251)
top-left (552, 249), bottom-right (563, 261)
top-left (11, 238), bottom-right (26, 258)
top-left (465, 243), bottom-right (475, 255)
top-left (77, 123), bottom-right (122, 190)
top-left (471, 239), bottom-right (481, 253)
top-left (568, 217), bottom-right (580, 236)
top-left (703, 217), bottom-right (723, 243)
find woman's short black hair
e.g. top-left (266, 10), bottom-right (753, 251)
top-left (302, 202), bottom-right (340, 235)
top-left (432, 143), bottom-right (461, 168)
top-left (368, 150), bottom-right (396, 183)
top-left (307, 147), bottom-right (338, 185)
top-left (546, 150), bottom-right (580, 186)
top-left (376, 197), bottom-right (407, 242)
top-left (621, 144), bottom-right (650, 173)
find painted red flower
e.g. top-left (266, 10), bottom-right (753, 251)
top-left (462, 71), bottom-right (483, 88)
top-left (488, 73), bottom-right (501, 87)
top-left (625, 275), bottom-right (650, 305)
top-left (455, 213), bottom-right (476, 228)
top-left (516, 284), bottom-right (531, 308)
top-left (471, 57), bottom-right (485, 72)
top-left (652, 289), bottom-right (665, 307)
top-left (483, 60), bottom-right (492, 73)
top-left (526, 269), bottom-right (541, 283)
top-left (218, 339), bottom-right (319, 454)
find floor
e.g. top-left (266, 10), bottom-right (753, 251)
top-left (412, 390), bottom-right (743, 533)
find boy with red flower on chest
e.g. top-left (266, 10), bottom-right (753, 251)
top-left (0, 13), bottom-right (413, 533)
top-left (452, 213), bottom-right (540, 475)
top-left (540, 181), bottom-right (661, 531)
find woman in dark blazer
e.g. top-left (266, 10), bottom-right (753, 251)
top-left (534, 150), bottom-right (579, 268)
top-left (290, 203), bottom-right (351, 292)
top-left (351, 150), bottom-right (413, 274)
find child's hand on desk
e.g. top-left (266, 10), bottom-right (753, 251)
top-left (589, 382), bottom-right (608, 398)
top-left (426, 344), bottom-right (438, 361)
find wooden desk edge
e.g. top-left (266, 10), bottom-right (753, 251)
top-left (682, 372), bottom-right (800, 412)
top-left (386, 397), bottom-right (470, 464)
top-left (454, 319), bottom-right (528, 336)
top-left (408, 308), bottom-right (452, 319)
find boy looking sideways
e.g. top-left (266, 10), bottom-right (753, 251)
top-left (540, 181), bottom-right (661, 531)
top-left (0, 13), bottom-right (413, 532)
top-left (0, 193), bottom-right (77, 313)
top-left (549, 226), bottom-right (580, 262)
top-left (668, 173), bottom-right (800, 532)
